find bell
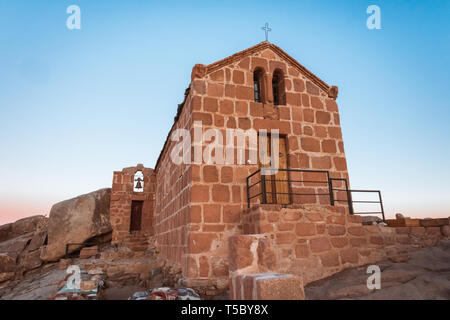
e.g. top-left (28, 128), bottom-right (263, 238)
top-left (135, 177), bottom-right (143, 189)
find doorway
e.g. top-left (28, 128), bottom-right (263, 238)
top-left (130, 200), bottom-right (143, 232)
top-left (259, 135), bottom-right (290, 205)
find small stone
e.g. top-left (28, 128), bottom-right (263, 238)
top-left (395, 213), bottom-right (405, 220)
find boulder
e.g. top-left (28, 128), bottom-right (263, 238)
top-left (11, 215), bottom-right (47, 238)
top-left (0, 223), bottom-right (12, 243)
top-left (40, 189), bottom-right (112, 262)
top-left (21, 249), bottom-right (43, 271)
top-left (0, 233), bottom-right (34, 260)
top-left (0, 253), bottom-right (16, 273)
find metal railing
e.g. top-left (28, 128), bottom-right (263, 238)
top-left (65, 242), bottom-right (98, 259)
top-left (246, 168), bottom-right (385, 222)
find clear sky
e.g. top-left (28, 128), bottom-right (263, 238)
top-left (0, 0), bottom-right (449, 224)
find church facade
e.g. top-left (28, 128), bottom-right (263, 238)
top-left (111, 41), bottom-right (350, 290)
top-left (106, 42), bottom-right (450, 298)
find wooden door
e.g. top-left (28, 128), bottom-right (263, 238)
top-left (130, 201), bottom-right (143, 232)
top-left (259, 135), bottom-right (290, 205)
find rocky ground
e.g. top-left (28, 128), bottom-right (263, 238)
top-left (305, 239), bottom-right (450, 300)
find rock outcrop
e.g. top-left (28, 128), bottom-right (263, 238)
top-left (40, 188), bottom-right (112, 262)
top-left (0, 215), bottom-right (47, 243)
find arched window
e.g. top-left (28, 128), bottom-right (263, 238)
top-left (253, 68), bottom-right (265, 103)
top-left (272, 69), bottom-right (286, 106)
top-left (134, 171), bottom-right (144, 192)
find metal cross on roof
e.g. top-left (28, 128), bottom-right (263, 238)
top-left (261, 22), bottom-right (272, 42)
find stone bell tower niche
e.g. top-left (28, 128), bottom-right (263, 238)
top-left (109, 164), bottom-right (156, 243)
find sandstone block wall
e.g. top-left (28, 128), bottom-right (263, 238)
top-left (180, 42), bottom-right (350, 284)
top-left (110, 165), bottom-right (156, 243)
top-left (241, 204), bottom-right (449, 285)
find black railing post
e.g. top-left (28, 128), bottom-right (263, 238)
top-left (344, 179), bottom-right (354, 215)
top-left (261, 169), bottom-right (267, 204)
top-left (246, 175), bottom-right (250, 209)
top-left (378, 191), bottom-right (386, 222)
top-left (327, 172), bottom-right (334, 206)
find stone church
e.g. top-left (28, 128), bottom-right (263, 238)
top-left (107, 42), bottom-right (447, 298)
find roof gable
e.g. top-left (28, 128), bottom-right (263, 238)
top-left (192, 41), bottom-right (331, 94)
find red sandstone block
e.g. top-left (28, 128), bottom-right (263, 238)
top-left (347, 215), bottom-right (363, 224)
top-left (333, 157), bottom-right (347, 171)
top-left (316, 223), bottom-right (326, 234)
top-left (286, 92), bottom-right (301, 106)
top-left (312, 156), bottom-right (332, 170)
top-left (370, 235), bottom-right (384, 245)
top-left (209, 69), bottom-right (224, 82)
top-left (328, 127), bottom-right (342, 139)
top-left (310, 237), bottom-right (331, 253)
top-left (257, 238), bottom-right (277, 271)
top-left (306, 81), bottom-right (320, 95)
top-left (325, 99), bottom-right (338, 112)
top-left (255, 274), bottom-right (305, 300)
top-left (199, 256), bottom-right (210, 277)
top-left (295, 244), bottom-right (309, 258)
top-left (192, 112), bottom-right (212, 126)
top-left (305, 211), bottom-right (324, 222)
top-left (203, 204), bottom-right (221, 223)
top-left (284, 210), bottom-right (302, 221)
top-left (302, 109), bottom-right (315, 123)
top-left (260, 223), bottom-right (274, 233)
top-left (203, 165), bottom-right (219, 183)
top-left (426, 227), bottom-right (442, 236)
top-left (410, 227), bottom-right (426, 237)
top-left (320, 251), bottom-right (340, 267)
top-left (207, 83), bottom-right (224, 97)
top-left (267, 212), bottom-right (279, 223)
top-left (191, 185), bottom-right (210, 202)
top-left (340, 248), bottom-right (359, 264)
top-left (275, 232), bottom-right (296, 245)
top-left (322, 140), bottom-right (337, 153)
top-left (327, 215), bottom-right (346, 225)
top-left (189, 232), bottom-right (217, 254)
top-left (316, 111), bottom-right (331, 124)
top-left (293, 78), bottom-right (305, 92)
top-left (301, 93), bottom-right (310, 107)
top-left (225, 84), bottom-right (236, 98)
top-left (233, 70), bottom-right (245, 84)
top-left (310, 96), bottom-right (323, 109)
top-left (350, 237), bottom-right (367, 247)
top-left (203, 97), bottom-right (218, 112)
top-left (277, 223), bottom-right (295, 231)
top-left (251, 57), bottom-right (268, 70)
top-left (330, 237), bottom-right (348, 248)
top-left (295, 222), bottom-right (316, 236)
top-left (212, 184), bottom-right (230, 202)
top-left (236, 86), bottom-right (253, 100)
top-left (228, 235), bottom-right (257, 272)
top-left (223, 205), bottom-right (241, 223)
top-left (253, 119), bottom-right (291, 134)
top-left (347, 226), bottom-right (365, 236)
top-left (328, 225), bottom-right (346, 236)
top-left (301, 137), bottom-right (320, 152)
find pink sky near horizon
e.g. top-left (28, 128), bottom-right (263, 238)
top-left (1, 198), bottom-right (448, 226)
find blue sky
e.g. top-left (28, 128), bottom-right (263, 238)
top-left (0, 0), bottom-right (449, 223)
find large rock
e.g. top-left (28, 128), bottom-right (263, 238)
top-left (0, 223), bottom-right (12, 242)
top-left (0, 253), bottom-right (16, 273)
top-left (0, 233), bottom-right (34, 260)
top-left (40, 188), bottom-right (112, 262)
top-left (10, 216), bottom-right (47, 238)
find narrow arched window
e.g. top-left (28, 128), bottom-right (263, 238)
top-left (272, 69), bottom-right (285, 106)
top-left (253, 68), bottom-right (265, 103)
